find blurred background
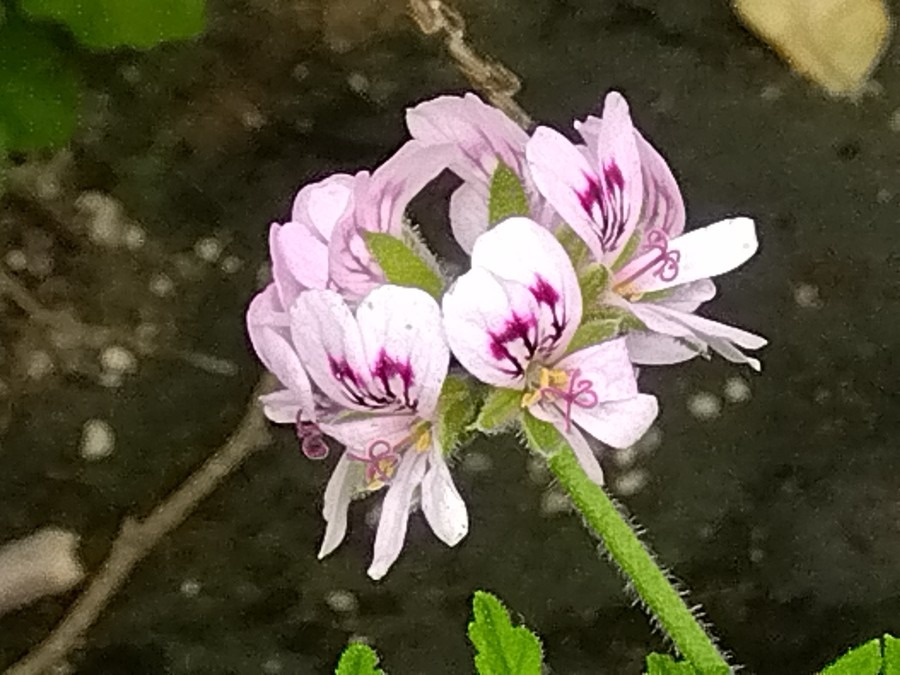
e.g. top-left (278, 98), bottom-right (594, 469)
top-left (1, 0), bottom-right (899, 673)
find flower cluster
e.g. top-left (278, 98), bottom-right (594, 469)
top-left (246, 91), bottom-right (765, 579)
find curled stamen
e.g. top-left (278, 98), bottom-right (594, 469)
top-left (347, 439), bottom-right (401, 487)
top-left (614, 228), bottom-right (681, 294)
top-left (295, 415), bottom-right (329, 460)
top-left (542, 368), bottom-right (599, 432)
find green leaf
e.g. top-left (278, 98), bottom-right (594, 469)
top-left (20, 0), bottom-right (206, 50)
top-left (488, 161), bottom-right (529, 226)
top-left (335, 643), bottom-right (384, 675)
top-left (436, 374), bottom-right (477, 452)
top-left (884, 634), bottom-right (900, 674)
top-left (645, 653), bottom-right (697, 674)
top-left (578, 262), bottom-right (609, 309)
top-left (555, 224), bottom-right (591, 271)
top-left (821, 639), bottom-right (881, 675)
top-left (472, 387), bottom-right (521, 433)
top-left (565, 318), bottom-right (619, 355)
top-left (468, 591), bottom-right (542, 675)
top-left (520, 411), bottom-right (566, 456)
top-left (0, 20), bottom-right (79, 151)
top-left (363, 231), bottom-right (444, 299)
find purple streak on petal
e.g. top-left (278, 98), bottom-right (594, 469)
top-left (529, 275), bottom-right (567, 352)
top-left (576, 162), bottom-right (630, 254)
top-left (372, 349), bottom-right (417, 411)
top-left (488, 312), bottom-right (538, 378)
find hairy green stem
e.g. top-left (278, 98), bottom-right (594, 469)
top-left (547, 448), bottom-right (730, 674)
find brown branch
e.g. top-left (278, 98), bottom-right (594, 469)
top-left (4, 375), bottom-right (273, 675)
top-left (408, 0), bottom-right (533, 129)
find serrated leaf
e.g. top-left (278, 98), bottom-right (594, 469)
top-left (645, 653), bottom-right (697, 674)
top-left (611, 229), bottom-right (641, 272)
top-left (335, 643), bottom-right (384, 675)
top-left (472, 387), bottom-right (521, 433)
top-left (468, 591), bottom-right (542, 675)
top-left (0, 20), bottom-right (79, 151)
top-left (555, 224), bottom-right (591, 271)
top-left (520, 411), bottom-right (566, 455)
top-left (884, 634), bottom-right (900, 674)
top-left (488, 161), bottom-right (529, 226)
top-left (565, 319), bottom-right (619, 355)
top-left (578, 262), bottom-right (609, 309)
top-left (20, 0), bottom-right (205, 50)
top-left (821, 638), bottom-right (881, 675)
top-left (436, 374), bottom-right (477, 452)
top-left (363, 231), bottom-right (444, 299)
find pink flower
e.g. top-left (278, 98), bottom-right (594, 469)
top-left (526, 91), bottom-right (766, 369)
top-left (407, 93), bottom-right (556, 253)
top-left (442, 217), bottom-right (658, 486)
top-left (288, 284), bottom-right (467, 580)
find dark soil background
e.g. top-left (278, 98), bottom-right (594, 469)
top-left (2, 1), bottom-right (899, 673)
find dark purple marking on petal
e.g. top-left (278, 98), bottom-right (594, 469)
top-left (529, 275), bottom-right (566, 351)
top-left (371, 349), bottom-right (417, 411)
top-left (488, 312), bottom-right (537, 377)
top-left (576, 162), bottom-right (630, 253)
top-left (328, 355), bottom-right (392, 409)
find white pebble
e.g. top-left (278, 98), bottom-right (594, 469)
top-left (261, 659), bottom-right (283, 675)
top-left (220, 256), bottom-right (243, 275)
top-left (723, 377), bottom-right (752, 403)
top-left (461, 452), bottom-right (492, 473)
top-left (149, 273), bottom-right (175, 297)
top-left (194, 237), bottom-right (222, 263)
top-left (180, 579), bottom-right (201, 597)
top-left (123, 225), bottom-right (146, 250)
top-left (793, 283), bottom-right (823, 309)
top-left (100, 345), bottom-right (136, 374)
top-left (540, 490), bottom-right (571, 516)
top-left (4, 250), bottom-right (28, 271)
top-left (687, 392), bottom-right (722, 421)
top-left (613, 469), bottom-right (649, 496)
top-left (890, 108), bottom-right (900, 132)
top-left (325, 589), bottom-right (358, 613)
top-left (636, 425), bottom-right (663, 454)
top-left (25, 351), bottom-right (54, 380)
top-left (611, 444), bottom-right (638, 468)
top-left (80, 419), bottom-right (115, 461)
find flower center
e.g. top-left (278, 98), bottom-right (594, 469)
top-left (521, 367), bottom-right (599, 432)
top-left (347, 439), bottom-right (401, 490)
top-left (612, 228), bottom-right (681, 298)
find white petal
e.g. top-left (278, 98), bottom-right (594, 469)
top-left (368, 450), bottom-right (429, 580)
top-left (529, 405), bottom-right (605, 486)
top-left (647, 304), bottom-right (768, 350)
top-left (570, 394), bottom-right (659, 449)
top-left (318, 453), bottom-right (358, 559)
top-left (290, 289), bottom-right (371, 410)
top-left (635, 132), bottom-right (685, 238)
top-left (420, 445), bottom-right (468, 546)
top-left (291, 173), bottom-right (355, 241)
top-left (450, 183), bottom-right (489, 254)
top-left (626, 333), bottom-right (702, 366)
top-left (470, 217), bottom-right (582, 363)
top-left (259, 389), bottom-right (304, 423)
top-left (269, 221), bottom-right (329, 300)
top-left (321, 414), bottom-right (413, 451)
top-left (355, 285), bottom-right (450, 418)
top-left (442, 267), bottom-right (539, 389)
top-left (620, 217), bottom-right (759, 294)
top-left (657, 279), bottom-right (717, 313)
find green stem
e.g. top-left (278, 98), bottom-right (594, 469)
top-left (547, 447), bottom-right (730, 674)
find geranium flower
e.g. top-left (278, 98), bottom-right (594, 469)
top-left (526, 91), bottom-right (766, 369)
top-left (407, 93), bottom-right (556, 253)
top-left (442, 217), bottom-right (658, 485)
top-left (287, 284), bottom-right (467, 580)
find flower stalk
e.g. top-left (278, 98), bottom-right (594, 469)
top-left (546, 446), bottom-right (731, 674)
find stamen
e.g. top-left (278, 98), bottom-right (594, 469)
top-left (347, 439), bottom-right (401, 489)
top-left (413, 425), bottom-right (432, 452)
top-left (295, 414), bottom-right (329, 460)
top-left (613, 228), bottom-right (681, 295)
top-left (527, 367), bottom-right (599, 432)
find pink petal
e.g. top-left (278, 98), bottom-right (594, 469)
top-left (258, 389), bottom-right (305, 424)
top-left (291, 174), bottom-right (355, 241)
top-left (570, 395), bottom-right (659, 449)
top-left (528, 405), bottom-right (605, 486)
top-left (355, 285), bottom-right (450, 418)
top-left (368, 449), bottom-right (429, 580)
top-left (420, 446), bottom-right (468, 546)
top-left (269, 222), bottom-right (329, 301)
top-left (554, 338), bottom-right (639, 401)
top-left (442, 267), bottom-right (539, 389)
top-left (635, 132), bottom-right (685, 238)
top-left (247, 285), bottom-right (315, 415)
top-left (321, 414), bottom-right (414, 451)
top-left (319, 453), bottom-right (358, 559)
top-left (470, 217), bottom-right (582, 363)
top-left (449, 182), bottom-right (489, 254)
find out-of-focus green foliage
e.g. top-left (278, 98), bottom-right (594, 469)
top-left (18, 0), bottom-right (205, 50)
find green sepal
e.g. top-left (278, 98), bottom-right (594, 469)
top-left (488, 161), bottom-right (529, 226)
top-left (20, 0), bottom-right (206, 50)
top-left (363, 231), bottom-right (444, 299)
top-left (334, 642), bottom-right (384, 675)
top-left (645, 653), bottom-right (697, 674)
top-left (555, 224), bottom-right (591, 271)
top-left (435, 374), bottom-right (478, 453)
top-left (472, 387), bottom-right (522, 433)
top-left (468, 591), bottom-right (543, 675)
top-left (565, 319), bottom-right (619, 355)
top-left (578, 262), bottom-right (610, 309)
top-left (822, 638), bottom-right (881, 675)
top-left (611, 229), bottom-right (641, 272)
top-left (583, 303), bottom-right (645, 332)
